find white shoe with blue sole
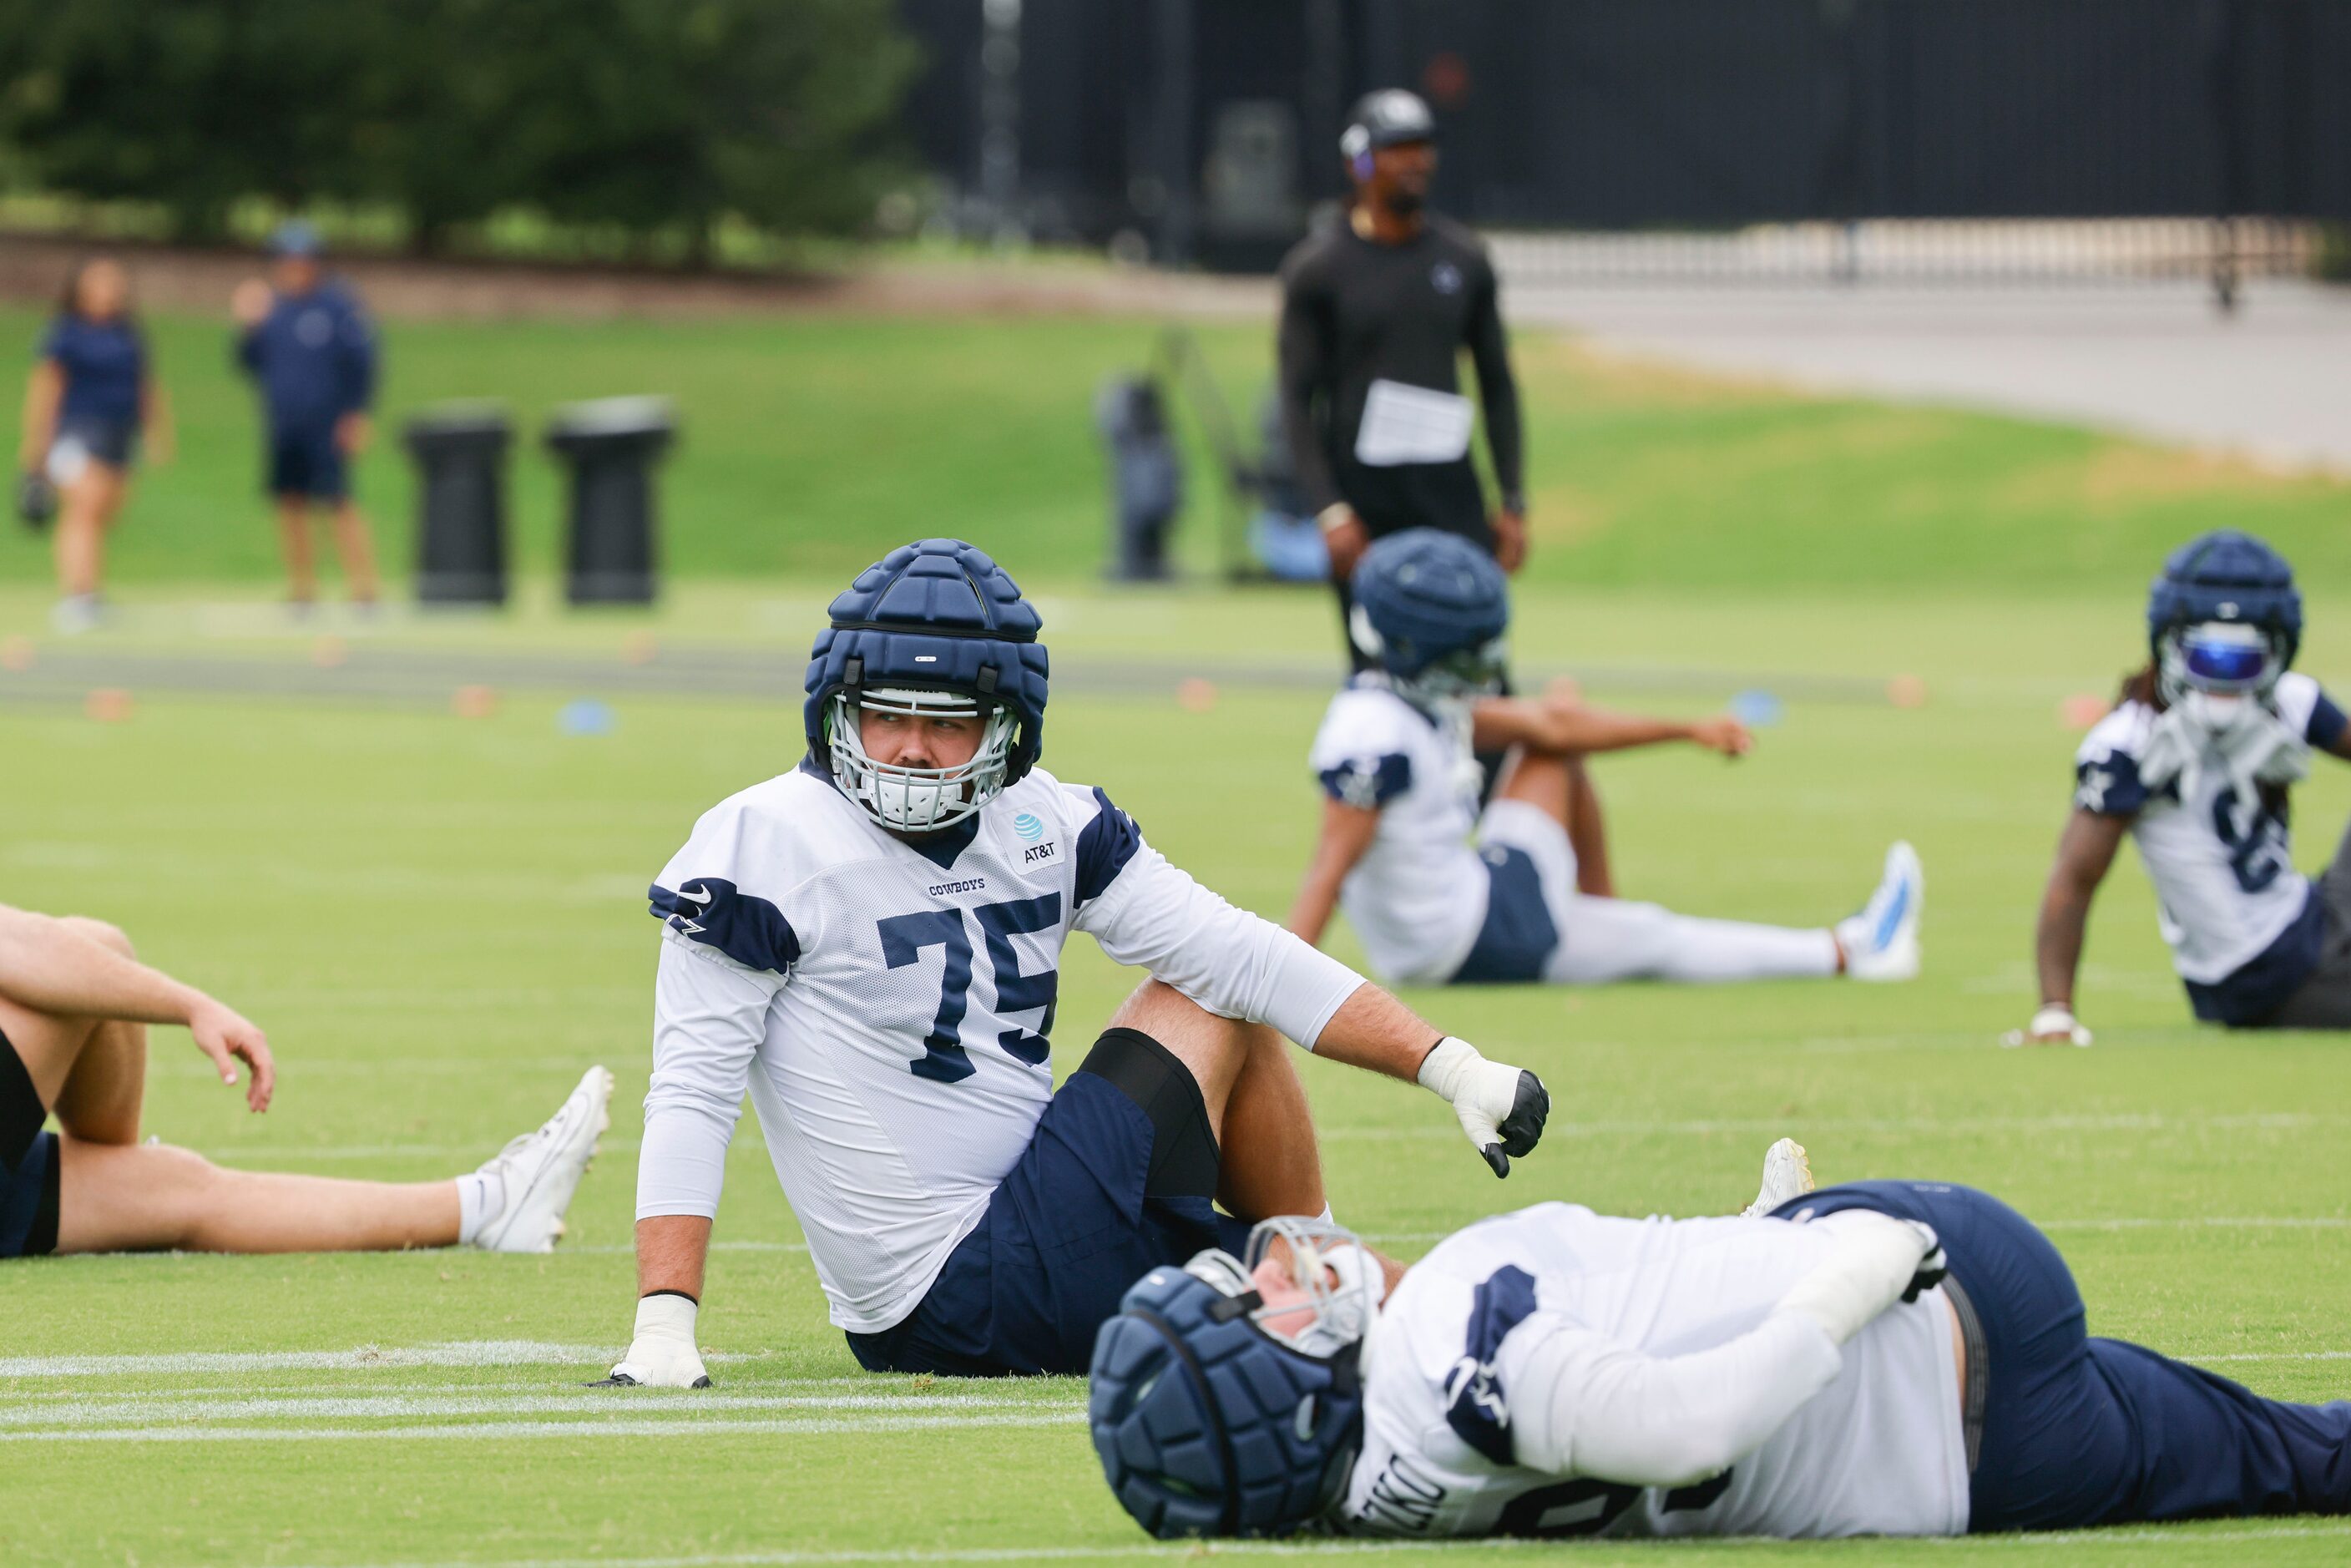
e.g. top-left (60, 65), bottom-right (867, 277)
top-left (1838, 842), bottom-right (1923, 983)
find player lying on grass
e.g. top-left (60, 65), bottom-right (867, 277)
top-left (0, 902), bottom-right (609, 1259)
top-left (605, 539), bottom-right (1551, 1386)
top-left (1092, 1177), bottom-right (2351, 1540)
top-left (1288, 529), bottom-right (1921, 989)
top-left (2020, 529), bottom-right (2351, 1044)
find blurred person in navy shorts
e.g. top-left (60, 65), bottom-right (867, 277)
top-left (233, 221), bottom-right (381, 610)
top-left (14, 257), bottom-right (174, 633)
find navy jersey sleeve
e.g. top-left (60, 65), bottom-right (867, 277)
top-left (1317, 751), bottom-right (1413, 810)
top-left (1073, 786), bottom-right (1144, 910)
top-left (2073, 748), bottom-right (2150, 817)
top-left (649, 797), bottom-right (801, 976)
top-left (2307, 689), bottom-right (2348, 752)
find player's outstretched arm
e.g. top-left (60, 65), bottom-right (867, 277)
top-left (1077, 833), bottom-right (1549, 1177)
top-left (1287, 797), bottom-right (1380, 947)
top-left (1315, 985), bottom-right (1549, 1177)
top-left (0, 903), bottom-right (272, 1110)
top-left (1473, 689), bottom-right (1752, 761)
top-left (2013, 808), bottom-right (2126, 1046)
top-left (1509, 1211), bottom-right (1943, 1487)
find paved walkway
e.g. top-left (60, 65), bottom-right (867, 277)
top-left (1500, 279), bottom-right (2351, 474)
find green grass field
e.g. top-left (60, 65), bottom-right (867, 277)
top-left (3, 568), bottom-right (2350, 1567)
top-left (5, 305), bottom-right (2351, 1565)
top-left (4, 304), bottom-right (2349, 589)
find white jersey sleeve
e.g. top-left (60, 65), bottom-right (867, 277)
top-left (636, 791), bottom-right (802, 1223)
top-left (1064, 784), bottom-right (1365, 1049)
top-left (638, 933), bottom-right (785, 1219)
top-left (1502, 1308), bottom-right (1843, 1487)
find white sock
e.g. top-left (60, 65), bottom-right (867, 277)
top-left (456, 1170), bottom-right (507, 1245)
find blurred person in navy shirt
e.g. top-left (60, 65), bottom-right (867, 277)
top-left (232, 222), bottom-right (380, 609)
top-left (14, 257), bottom-right (174, 634)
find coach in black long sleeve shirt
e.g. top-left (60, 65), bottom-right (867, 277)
top-left (1278, 90), bottom-right (1526, 606)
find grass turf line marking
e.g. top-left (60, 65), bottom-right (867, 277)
top-left (0, 1390), bottom-right (1086, 1428)
top-left (278, 1520), bottom-right (2351, 1567)
top-left (1, 1411), bottom-right (1088, 1444)
top-left (0, 1340), bottom-right (614, 1378)
top-left (1327, 1111), bottom-right (2346, 1140)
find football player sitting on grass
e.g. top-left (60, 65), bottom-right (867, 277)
top-left (0, 902), bottom-right (609, 1261)
top-left (1091, 1169), bottom-right (2351, 1540)
top-left (603, 539), bottom-right (1552, 1388)
top-left (1288, 529), bottom-right (1922, 991)
top-left (2019, 530), bottom-right (2351, 1044)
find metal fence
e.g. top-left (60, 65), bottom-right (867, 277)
top-left (894, 0), bottom-right (2351, 283)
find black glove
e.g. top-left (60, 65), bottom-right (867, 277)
top-left (1901, 1233), bottom-right (1950, 1303)
top-left (17, 471), bottom-right (57, 529)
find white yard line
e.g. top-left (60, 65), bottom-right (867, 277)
top-left (2, 1410), bottom-right (1087, 1444)
top-left (1327, 1111), bottom-right (2343, 1140)
top-left (281, 1517), bottom-right (2351, 1567)
top-left (0, 1340), bottom-right (615, 1378)
top-left (0, 1389), bottom-right (1084, 1429)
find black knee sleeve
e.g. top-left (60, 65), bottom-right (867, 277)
top-left (0, 1029), bottom-right (43, 1172)
top-left (1078, 1027), bottom-right (1221, 1201)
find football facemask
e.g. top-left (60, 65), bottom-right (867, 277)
top-left (2161, 621), bottom-right (2283, 703)
top-left (826, 686), bottom-right (1020, 832)
top-left (1181, 1216), bottom-right (1384, 1360)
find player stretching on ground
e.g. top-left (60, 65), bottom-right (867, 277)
top-left (604, 539), bottom-right (1551, 1386)
top-left (0, 903), bottom-right (609, 1260)
top-left (1289, 530), bottom-right (1921, 989)
top-left (1092, 1181), bottom-right (2351, 1539)
top-left (2020, 530), bottom-right (2351, 1044)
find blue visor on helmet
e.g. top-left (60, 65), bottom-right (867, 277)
top-left (2179, 624), bottom-right (2276, 691)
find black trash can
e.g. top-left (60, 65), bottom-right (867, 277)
top-left (404, 402), bottom-right (513, 605)
top-left (1095, 376), bottom-right (1182, 582)
top-left (545, 397), bottom-right (675, 605)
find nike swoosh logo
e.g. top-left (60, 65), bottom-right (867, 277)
top-left (678, 886), bottom-right (714, 906)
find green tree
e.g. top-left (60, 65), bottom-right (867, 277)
top-left (0, 0), bottom-right (920, 258)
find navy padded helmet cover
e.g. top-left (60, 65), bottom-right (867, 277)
top-left (1089, 1265), bottom-right (1364, 1540)
top-left (803, 538), bottom-right (1050, 773)
top-left (2146, 529), bottom-right (2302, 664)
top-left (1350, 528), bottom-right (1509, 678)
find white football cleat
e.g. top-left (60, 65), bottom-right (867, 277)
top-left (472, 1065), bottom-right (614, 1254)
top-left (1837, 842), bottom-right (1923, 983)
top-left (1742, 1137), bottom-right (1815, 1218)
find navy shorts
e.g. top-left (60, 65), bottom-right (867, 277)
top-left (50, 415), bottom-right (139, 476)
top-left (267, 425), bottom-right (348, 500)
top-left (1451, 845), bottom-right (1559, 984)
top-left (2, 1028), bottom-right (61, 1260)
top-left (1776, 1181), bottom-right (2351, 1531)
top-left (844, 1028), bottom-right (1246, 1377)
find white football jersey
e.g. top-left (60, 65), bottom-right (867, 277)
top-left (636, 762), bottom-right (1362, 1335)
top-left (2075, 672), bottom-right (2342, 1001)
top-left (1339, 1203), bottom-right (1969, 1540)
top-left (1308, 679), bottom-right (1492, 984)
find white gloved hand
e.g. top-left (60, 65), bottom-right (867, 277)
top-left (1418, 1036), bottom-right (1550, 1177)
top-left (594, 1292), bottom-right (710, 1388)
top-left (1775, 1211), bottom-right (1945, 1345)
top-left (2003, 1004), bottom-right (2093, 1049)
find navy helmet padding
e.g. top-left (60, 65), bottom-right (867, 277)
top-left (803, 539), bottom-right (1050, 776)
top-left (1350, 528), bottom-right (1509, 679)
top-left (2147, 529), bottom-right (2302, 666)
top-left (1089, 1265), bottom-right (1364, 1540)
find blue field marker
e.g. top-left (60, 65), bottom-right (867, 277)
top-left (1729, 689), bottom-right (1783, 726)
top-left (559, 698), bottom-right (616, 736)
